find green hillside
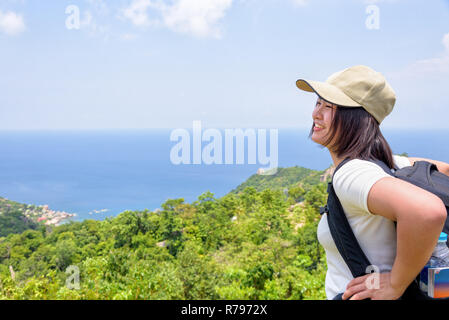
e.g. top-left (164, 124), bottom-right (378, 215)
top-left (0, 197), bottom-right (75, 235)
top-left (230, 166), bottom-right (327, 194)
top-left (0, 198), bottom-right (41, 237)
top-left (0, 165), bottom-right (330, 300)
top-left (0, 197), bottom-right (44, 217)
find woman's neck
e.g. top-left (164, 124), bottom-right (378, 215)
top-left (329, 150), bottom-right (346, 168)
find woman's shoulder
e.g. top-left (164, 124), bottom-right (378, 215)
top-left (333, 159), bottom-right (390, 186)
top-left (334, 154), bottom-right (411, 181)
top-left (332, 158), bottom-right (397, 214)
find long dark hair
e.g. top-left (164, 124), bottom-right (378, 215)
top-left (308, 105), bottom-right (397, 170)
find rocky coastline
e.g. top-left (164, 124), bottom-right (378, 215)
top-left (33, 204), bottom-right (76, 226)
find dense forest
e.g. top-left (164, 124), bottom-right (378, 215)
top-left (0, 165), bottom-right (332, 300)
top-left (0, 211), bottom-right (38, 238)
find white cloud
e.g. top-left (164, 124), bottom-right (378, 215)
top-left (86, 0), bottom-right (109, 16)
top-left (162, 0), bottom-right (233, 38)
top-left (121, 0), bottom-right (233, 38)
top-left (404, 32), bottom-right (449, 75)
top-left (443, 32), bottom-right (449, 52)
top-left (0, 10), bottom-right (25, 36)
top-left (407, 55), bottom-right (449, 74)
top-left (387, 32), bottom-right (449, 78)
top-left (77, 1), bottom-right (111, 40)
top-left (79, 10), bottom-right (109, 39)
top-left (122, 0), bottom-right (156, 27)
top-left (385, 32), bottom-right (449, 128)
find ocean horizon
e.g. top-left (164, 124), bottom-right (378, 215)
top-left (1, 128), bottom-right (448, 223)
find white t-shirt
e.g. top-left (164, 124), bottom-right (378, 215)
top-left (317, 155), bottom-right (412, 299)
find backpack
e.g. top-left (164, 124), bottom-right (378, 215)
top-left (319, 158), bottom-right (449, 300)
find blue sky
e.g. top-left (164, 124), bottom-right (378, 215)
top-left (0, 0), bottom-right (448, 130)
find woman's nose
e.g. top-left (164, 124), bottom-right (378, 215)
top-left (312, 107), bottom-right (322, 119)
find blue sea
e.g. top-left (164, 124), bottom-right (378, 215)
top-left (0, 128), bottom-right (447, 222)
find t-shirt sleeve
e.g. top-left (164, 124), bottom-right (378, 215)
top-left (333, 160), bottom-right (393, 215)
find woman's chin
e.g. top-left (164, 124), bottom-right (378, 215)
top-left (311, 138), bottom-right (325, 146)
top-left (311, 133), bottom-right (323, 144)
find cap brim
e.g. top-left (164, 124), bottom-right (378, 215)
top-left (296, 79), bottom-right (361, 108)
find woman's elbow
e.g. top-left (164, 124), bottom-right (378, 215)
top-left (444, 165), bottom-right (449, 177)
top-left (437, 162), bottom-right (449, 176)
top-left (426, 200), bottom-right (447, 228)
top-left (403, 198), bottom-right (447, 229)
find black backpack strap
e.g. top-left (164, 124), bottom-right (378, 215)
top-left (325, 158), bottom-right (399, 277)
top-left (326, 182), bottom-right (372, 278)
top-left (325, 157), bottom-right (372, 278)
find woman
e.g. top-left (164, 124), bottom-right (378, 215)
top-left (295, 65), bottom-right (449, 300)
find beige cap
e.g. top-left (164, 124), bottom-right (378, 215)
top-left (296, 65), bottom-right (396, 124)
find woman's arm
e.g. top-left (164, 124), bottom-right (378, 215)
top-left (343, 176), bottom-right (447, 300)
top-left (408, 157), bottom-right (449, 176)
